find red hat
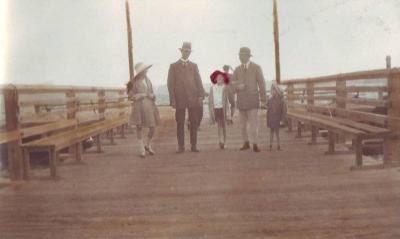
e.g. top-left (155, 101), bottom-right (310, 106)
top-left (210, 70), bottom-right (230, 84)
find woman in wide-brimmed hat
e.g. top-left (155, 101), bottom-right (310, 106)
top-left (127, 62), bottom-right (160, 158)
top-left (266, 82), bottom-right (287, 151)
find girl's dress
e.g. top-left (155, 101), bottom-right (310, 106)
top-left (208, 84), bottom-right (235, 124)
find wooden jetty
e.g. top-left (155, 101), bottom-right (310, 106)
top-left (0, 67), bottom-right (399, 238)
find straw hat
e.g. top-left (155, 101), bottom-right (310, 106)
top-left (134, 62), bottom-right (152, 79)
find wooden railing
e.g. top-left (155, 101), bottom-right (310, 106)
top-left (0, 84), bottom-right (130, 180)
top-left (280, 67), bottom-right (400, 165)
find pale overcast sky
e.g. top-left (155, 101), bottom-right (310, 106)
top-left (3, 0), bottom-right (400, 87)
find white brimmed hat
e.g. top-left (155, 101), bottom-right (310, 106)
top-left (134, 62), bottom-right (152, 78)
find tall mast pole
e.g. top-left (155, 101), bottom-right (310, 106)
top-left (125, 0), bottom-right (134, 81)
top-left (273, 0), bottom-right (281, 84)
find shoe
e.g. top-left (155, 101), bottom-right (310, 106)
top-left (145, 146), bottom-right (155, 155)
top-left (176, 147), bottom-right (185, 154)
top-left (140, 151), bottom-right (146, 158)
top-left (253, 144), bottom-right (260, 153)
top-left (240, 141), bottom-right (250, 151)
top-left (277, 145), bottom-right (281, 151)
top-left (191, 147), bottom-right (200, 153)
top-left (139, 139), bottom-right (146, 158)
top-left (219, 143), bottom-right (225, 150)
top-left (269, 145), bottom-right (272, 151)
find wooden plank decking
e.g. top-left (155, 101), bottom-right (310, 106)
top-left (0, 108), bottom-right (399, 238)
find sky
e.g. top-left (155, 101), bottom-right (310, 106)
top-left (2, 0), bottom-right (400, 88)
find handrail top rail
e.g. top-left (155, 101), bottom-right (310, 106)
top-left (0, 84), bottom-right (126, 93)
top-left (281, 67), bottom-right (400, 85)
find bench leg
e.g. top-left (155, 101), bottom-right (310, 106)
top-left (76, 143), bottom-right (82, 161)
top-left (325, 131), bottom-right (335, 155)
top-left (109, 130), bottom-right (115, 145)
top-left (120, 125), bottom-right (126, 138)
top-left (69, 145), bottom-right (76, 161)
top-left (49, 147), bottom-right (57, 179)
top-left (287, 118), bottom-right (293, 132)
top-left (309, 126), bottom-right (317, 145)
top-left (296, 121), bottom-right (302, 138)
top-left (353, 138), bottom-right (363, 167)
top-left (22, 149), bottom-right (31, 181)
top-left (95, 135), bottom-right (102, 153)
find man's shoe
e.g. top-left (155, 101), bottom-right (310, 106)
top-left (191, 147), bottom-right (200, 153)
top-left (240, 141), bottom-right (250, 151)
top-left (253, 144), bottom-right (261, 153)
top-left (277, 145), bottom-right (281, 151)
top-left (219, 143), bottom-right (225, 150)
top-left (176, 147), bottom-right (185, 154)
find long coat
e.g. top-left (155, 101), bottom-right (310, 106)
top-left (128, 77), bottom-right (160, 127)
top-left (208, 85), bottom-right (235, 124)
top-left (167, 60), bottom-right (205, 109)
top-left (231, 62), bottom-right (267, 111)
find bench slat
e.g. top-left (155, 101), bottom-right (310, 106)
top-left (288, 111), bottom-right (366, 137)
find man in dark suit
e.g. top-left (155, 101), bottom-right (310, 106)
top-left (168, 42), bottom-right (205, 153)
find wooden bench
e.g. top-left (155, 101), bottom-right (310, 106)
top-left (287, 107), bottom-right (392, 168)
top-left (21, 115), bottom-right (129, 179)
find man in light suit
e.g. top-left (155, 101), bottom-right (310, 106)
top-left (231, 47), bottom-right (267, 152)
top-left (168, 42), bottom-right (205, 153)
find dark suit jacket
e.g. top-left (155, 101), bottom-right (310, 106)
top-left (167, 60), bottom-right (205, 109)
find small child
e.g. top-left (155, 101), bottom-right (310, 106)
top-left (208, 70), bottom-right (235, 149)
top-left (267, 83), bottom-right (287, 151)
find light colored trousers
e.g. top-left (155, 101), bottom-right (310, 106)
top-left (239, 109), bottom-right (259, 144)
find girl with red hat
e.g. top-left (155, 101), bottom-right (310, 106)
top-left (208, 70), bottom-right (236, 149)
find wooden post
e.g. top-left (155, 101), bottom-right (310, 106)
top-left (4, 86), bottom-right (24, 181)
top-left (286, 83), bottom-right (294, 132)
top-left (125, 0), bottom-right (134, 81)
top-left (386, 55), bottom-right (391, 69)
top-left (325, 131), bottom-right (336, 155)
top-left (336, 80), bottom-right (347, 109)
top-left (66, 91), bottom-right (77, 159)
top-left (306, 82), bottom-right (317, 144)
top-left (49, 146), bottom-right (57, 179)
top-left (384, 72), bottom-right (400, 165)
top-left (336, 80), bottom-right (347, 143)
top-left (272, 0), bottom-right (281, 84)
top-left (98, 90), bottom-right (106, 120)
top-left (353, 137), bottom-right (363, 167)
top-left (118, 90), bottom-right (126, 138)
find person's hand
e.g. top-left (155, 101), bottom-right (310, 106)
top-left (171, 102), bottom-right (176, 109)
top-left (133, 94), bottom-right (145, 101)
top-left (147, 93), bottom-right (156, 100)
top-left (260, 103), bottom-right (267, 110)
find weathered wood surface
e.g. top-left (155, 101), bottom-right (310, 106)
top-left (0, 109), bottom-right (399, 238)
top-left (281, 67), bottom-right (400, 85)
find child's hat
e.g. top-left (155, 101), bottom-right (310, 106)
top-left (210, 70), bottom-right (230, 84)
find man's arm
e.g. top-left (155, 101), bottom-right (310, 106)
top-left (256, 65), bottom-right (267, 107)
top-left (167, 64), bottom-right (176, 107)
top-left (194, 64), bottom-right (205, 100)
